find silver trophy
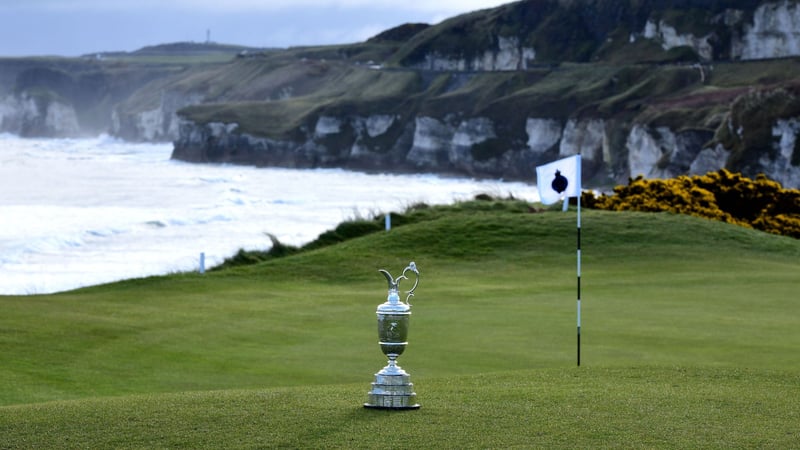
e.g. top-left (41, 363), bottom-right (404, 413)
top-left (364, 262), bottom-right (421, 409)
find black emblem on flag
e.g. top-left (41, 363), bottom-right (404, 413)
top-left (551, 170), bottom-right (568, 194)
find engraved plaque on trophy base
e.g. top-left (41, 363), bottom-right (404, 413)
top-left (364, 364), bottom-right (419, 409)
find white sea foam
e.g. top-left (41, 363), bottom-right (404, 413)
top-left (0, 135), bottom-right (538, 295)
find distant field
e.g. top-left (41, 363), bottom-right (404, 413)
top-left (1, 202), bottom-right (798, 447)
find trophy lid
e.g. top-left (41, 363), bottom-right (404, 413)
top-left (376, 291), bottom-right (411, 314)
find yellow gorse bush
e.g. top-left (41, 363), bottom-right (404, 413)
top-left (583, 169), bottom-right (800, 238)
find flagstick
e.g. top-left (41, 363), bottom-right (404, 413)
top-left (577, 189), bottom-right (582, 366)
top-left (535, 154), bottom-right (582, 366)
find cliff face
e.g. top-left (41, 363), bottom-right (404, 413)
top-left (0, 43), bottom-right (259, 140)
top-left (111, 91), bottom-right (205, 141)
top-left (0, 93), bottom-right (80, 137)
top-left (0, 63), bottom-right (89, 137)
top-left (412, 36), bottom-right (537, 71)
top-left (737, 0), bottom-right (800, 59)
top-left (0, 58), bottom-right (192, 139)
top-left (173, 113), bottom-right (750, 184)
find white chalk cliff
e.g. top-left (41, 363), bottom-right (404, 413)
top-left (738, 0), bottom-right (800, 59)
top-left (417, 36), bottom-right (536, 71)
top-left (0, 94), bottom-right (79, 136)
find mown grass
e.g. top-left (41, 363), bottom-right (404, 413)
top-left (2, 367), bottom-right (797, 448)
top-left (1, 202), bottom-right (799, 447)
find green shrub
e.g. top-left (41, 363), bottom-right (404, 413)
top-left (213, 233), bottom-right (298, 270)
top-left (333, 220), bottom-right (383, 239)
top-left (302, 219), bottom-right (382, 250)
top-left (584, 169), bottom-right (800, 238)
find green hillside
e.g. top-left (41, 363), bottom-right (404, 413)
top-left (2, 201), bottom-right (799, 447)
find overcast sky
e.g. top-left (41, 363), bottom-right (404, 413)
top-left (0, 0), bottom-right (513, 57)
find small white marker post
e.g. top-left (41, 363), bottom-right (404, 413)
top-left (199, 252), bottom-right (205, 274)
top-left (385, 213), bottom-right (391, 231)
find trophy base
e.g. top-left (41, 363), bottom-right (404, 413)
top-left (363, 402), bottom-right (420, 410)
top-left (364, 368), bottom-right (420, 409)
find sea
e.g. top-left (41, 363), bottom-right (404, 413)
top-left (0, 134), bottom-right (538, 295)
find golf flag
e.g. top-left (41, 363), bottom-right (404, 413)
top-left (535, 154), bottom-right (584, 366)
top-left (535, 154), bottom-right (581, 205)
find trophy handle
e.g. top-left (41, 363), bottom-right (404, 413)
top-left (378, 262), bottom-right (419, 304)
top-left (401, 262), bottom-right (419, 304)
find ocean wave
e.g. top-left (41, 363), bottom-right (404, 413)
top-left (0, 233), bottom-right (85, 265)
top-left (227, 197), bottom-right (248, 206)
top-left (197, 176), bottom-right (235, 184)
top-left (86, 227), bottom-right (127, 238)
top-left (154, 213), bottom-right (235, 228)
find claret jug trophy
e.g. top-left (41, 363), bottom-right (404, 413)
top-left (364, 262), bottom-right (421, 409)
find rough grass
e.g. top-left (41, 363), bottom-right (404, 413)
top-left (1, 204), bottom-right (799, 447)
top-left (178, 59), bottom-right (421, 137)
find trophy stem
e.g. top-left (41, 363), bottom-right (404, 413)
top-left (381, 355), bottom-right (408, 375)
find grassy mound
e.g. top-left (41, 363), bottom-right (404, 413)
top-left (2, 203), bottom-right (799, 447)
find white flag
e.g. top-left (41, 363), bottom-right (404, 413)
top-left (536, 155), bottom-right (582, 205)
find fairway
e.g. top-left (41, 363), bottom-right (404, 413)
top-left (1, 204), bottom-right (799, 448)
